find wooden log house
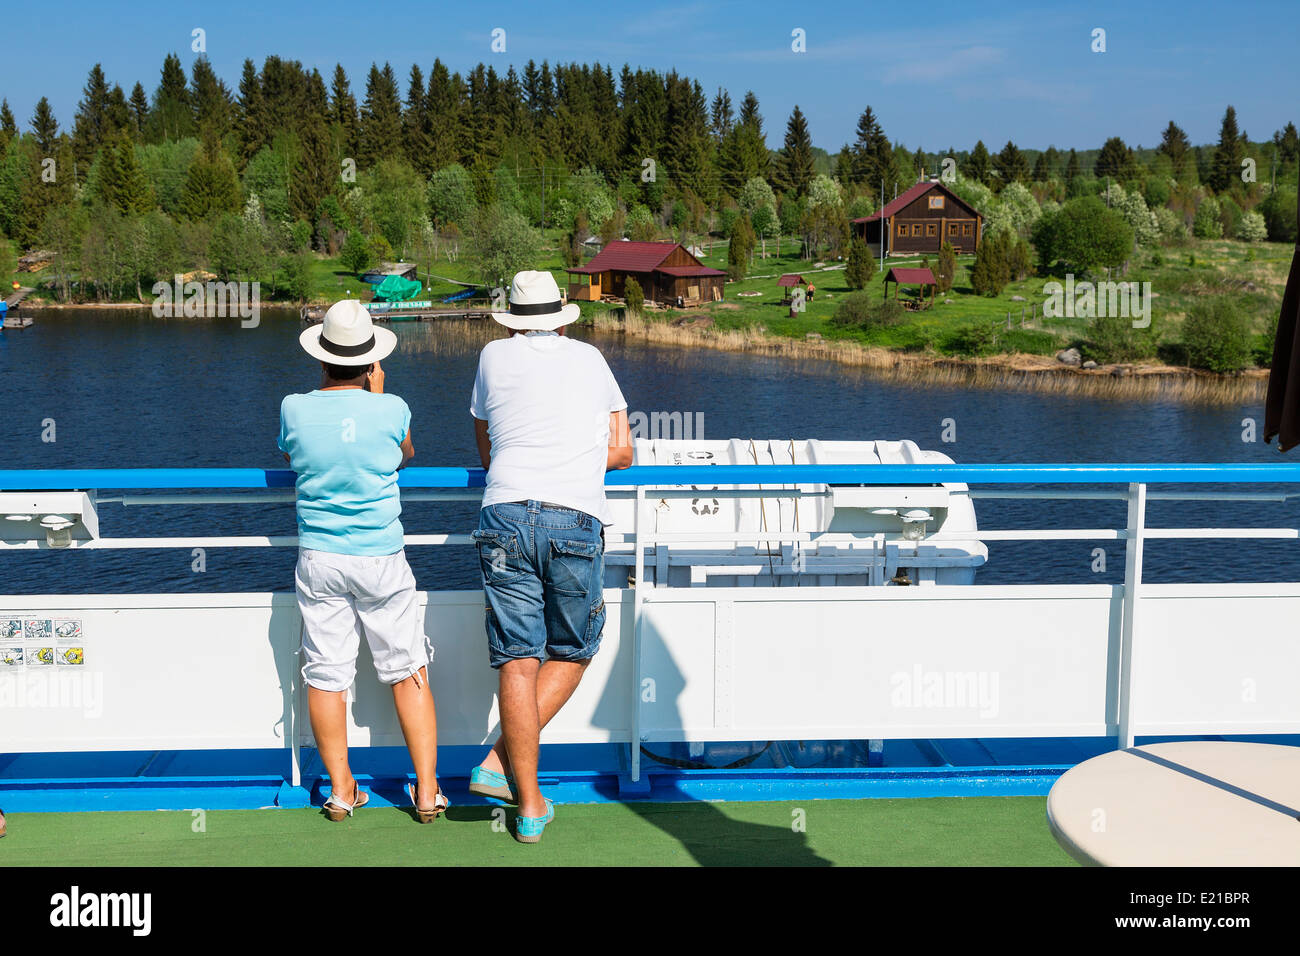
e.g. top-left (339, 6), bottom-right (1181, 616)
top-left (851, 181), bottom-right (982, 258)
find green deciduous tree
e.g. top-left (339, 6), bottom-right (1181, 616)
top-left (1031, 195), bottom-right (1134, 274)
top-left (468, 203), bottom-right (541, 287)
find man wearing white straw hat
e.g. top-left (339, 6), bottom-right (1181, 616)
top-left (468, 270), bottom-right (632, 843)
top-left (279, 300), bottom-right (446, 824)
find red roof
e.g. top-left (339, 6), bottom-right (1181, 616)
top-left (851, 181), bottom-right (953, 223)
top-left (566, 240), bottom-right (680, 274)
top-left (847, 180), bottom-right (977, 223)
top-left (658, 265), bottom-right (726, 277)
top-left (777, 273), bottom-right (809, 287)
top-left (884, 267), bottom-right (937, 285)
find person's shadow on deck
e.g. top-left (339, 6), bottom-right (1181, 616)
top-left (590, 599), bottom-right (831, 867)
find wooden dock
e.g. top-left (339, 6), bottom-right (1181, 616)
top-left (300, 304), bottom-right (495, 324)
top-left (3, 286), bottom-right (33, 309)
top-left (1, 287), bottom-right (35, 328)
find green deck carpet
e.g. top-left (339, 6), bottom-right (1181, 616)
top-left (0, 797), bottom-right (1073, 866)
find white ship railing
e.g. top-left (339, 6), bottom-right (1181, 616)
top-left (3, 463), bottom-right (1300, 786)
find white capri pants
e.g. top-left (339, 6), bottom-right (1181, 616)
top-left (295, 548), bottom-right (428, 692)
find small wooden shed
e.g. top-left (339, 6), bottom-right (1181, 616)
top-left (566, 241), bottom-right (726, 307)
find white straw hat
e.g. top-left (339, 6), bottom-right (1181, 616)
top-left (491, 270), bottom-right (580, 331)
top-left (299, 300), bottom-right (397, 365)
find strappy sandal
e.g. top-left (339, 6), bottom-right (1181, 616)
top-left (407, 782), bottom-right (450, 823)
top-left (322, 783), bottom-right (368, 822)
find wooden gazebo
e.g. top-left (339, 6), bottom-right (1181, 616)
top-left (777, 273), bottom-right (815, 304)
top-left (882, 266), bottom-right (937, 311)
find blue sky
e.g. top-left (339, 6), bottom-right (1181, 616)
top-left (2, 0), bottom-right (1296, 153)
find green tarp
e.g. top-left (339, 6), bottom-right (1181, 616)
top-left (371, 274), bottom-right (423, 302)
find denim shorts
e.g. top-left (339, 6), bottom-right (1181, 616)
top-left (472, 501), bottom-right (607, 669)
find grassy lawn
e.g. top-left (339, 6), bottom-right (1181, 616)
top-left (0, 796), bottom-right (1073, 867)
top-left (602, 236), bottom-right (1290, 364)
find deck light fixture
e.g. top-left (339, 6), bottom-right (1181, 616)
top-left (40, 515), bottom-right (75, 548)
top-left (901, 509), bottom-right (932, 541)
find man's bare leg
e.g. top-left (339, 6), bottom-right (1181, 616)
top-left (497, 658), bottom-right (545, 816)
top-left (390, 666), bottom-right (439, 808)
top-left (308, 686), bottom-right (357, 804)
top-left (482, 658), bottom-right (591, 781)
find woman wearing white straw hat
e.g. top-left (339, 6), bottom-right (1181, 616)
top-left (467, 271), bottom-right (632, 843)
top-left (279, 300), bottom-right (446, 823)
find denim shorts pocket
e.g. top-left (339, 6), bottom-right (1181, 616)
top-left (472, 529), bottom-right (525, 585)
top-left (550, 537), bottom-right (598, 596)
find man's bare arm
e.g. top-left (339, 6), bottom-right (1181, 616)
top-left (607, 409), bottom-right (633, 471)
top-left (473, 417), bottom-right (492, 469)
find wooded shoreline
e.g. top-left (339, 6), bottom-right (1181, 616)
top-left (21, 301), bottom-right (1266, 404)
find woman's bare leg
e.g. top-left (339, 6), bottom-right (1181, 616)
top-left (391, 667), bottom-right (439, 807)
top-left (307, 687), bottom-right (356, 803)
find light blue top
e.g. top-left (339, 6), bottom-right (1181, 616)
top-left (277, 389), bottom-right (411, 556)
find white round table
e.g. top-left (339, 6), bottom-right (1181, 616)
top-left (1047, 741), bottom-right (1300, 866)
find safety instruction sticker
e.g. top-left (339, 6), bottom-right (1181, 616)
top-left (0, 617), bottom-right (85, 667)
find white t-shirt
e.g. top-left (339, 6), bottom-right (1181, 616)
top-left (470, 333), bottom-right (627, 524)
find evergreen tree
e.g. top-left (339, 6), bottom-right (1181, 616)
top-left (775, 105), bottom-right (814, 197)
top-left (710, 88), bottom-right (733, 143)
top-left (967, 140), bottom-right (991, 185)
top-left (936, 240), bottom-right (956, 294)
top-left (72, 64), bottom-right (116, 173)
top-left (180, 133), bottom-right (241, 219)
top-left (152, 53), bottom-right (194, 142)
top-left (99, 130), bottom-right (153, 214)
top-left (403, 64), bottom-right (433, 175)
top-left (191, 57), bottom-right (233, 139)
top-left (850, 106), bottom-right (891, 193)
top-left (1210, 105), bottom-right (1244, 193)
top-left (106, 84), bottom-right (131, 136)
top-left (236, 60), bottom-right (268, 166)
top-left (330, 64), bottom-right (361, 162)
top-left (993, 140), bottom-right (1029, 189)
top-left (1095, 136), bottom-right (1138, 183)
top-left (1032, 152), bottom-right (1050, 182)
top-left (727, 213), bottom-right (755, 280)
top-left (845, 236), bottom-right (875, 289)
top-left (360, 63), bottom-right (403, 167)
top-left (0, 100), bottom-right (16, 148)
top-left (663, 73), bottom-right (712, 199)
top-left (425, 60), bottom-right (461, 170)
top-left (1278, 122), bottom-right (1299, 165)
top-left (1158, 121), bottom-right (1191, 176)
top-left (128, 83), bottom-right (150, 139)
top-left (970, 229), bottom-right (1011, 296)
top-left (1064, 148), bottom-right (1080, 191)
top-left (292, 71), bottom-right (335, 222)
top-left (31, 97), bottom-right (60, 154)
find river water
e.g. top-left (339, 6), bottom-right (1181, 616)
top-left (0, 306), bottom-right (1292, 593)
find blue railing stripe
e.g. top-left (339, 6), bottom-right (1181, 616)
top-left (1, 463), bottom-right (1299, 490)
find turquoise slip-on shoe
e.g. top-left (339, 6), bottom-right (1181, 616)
top-left (468, 765), bottom-right (517, 803)
top-left (514, 798), bottom-right (554, 844)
